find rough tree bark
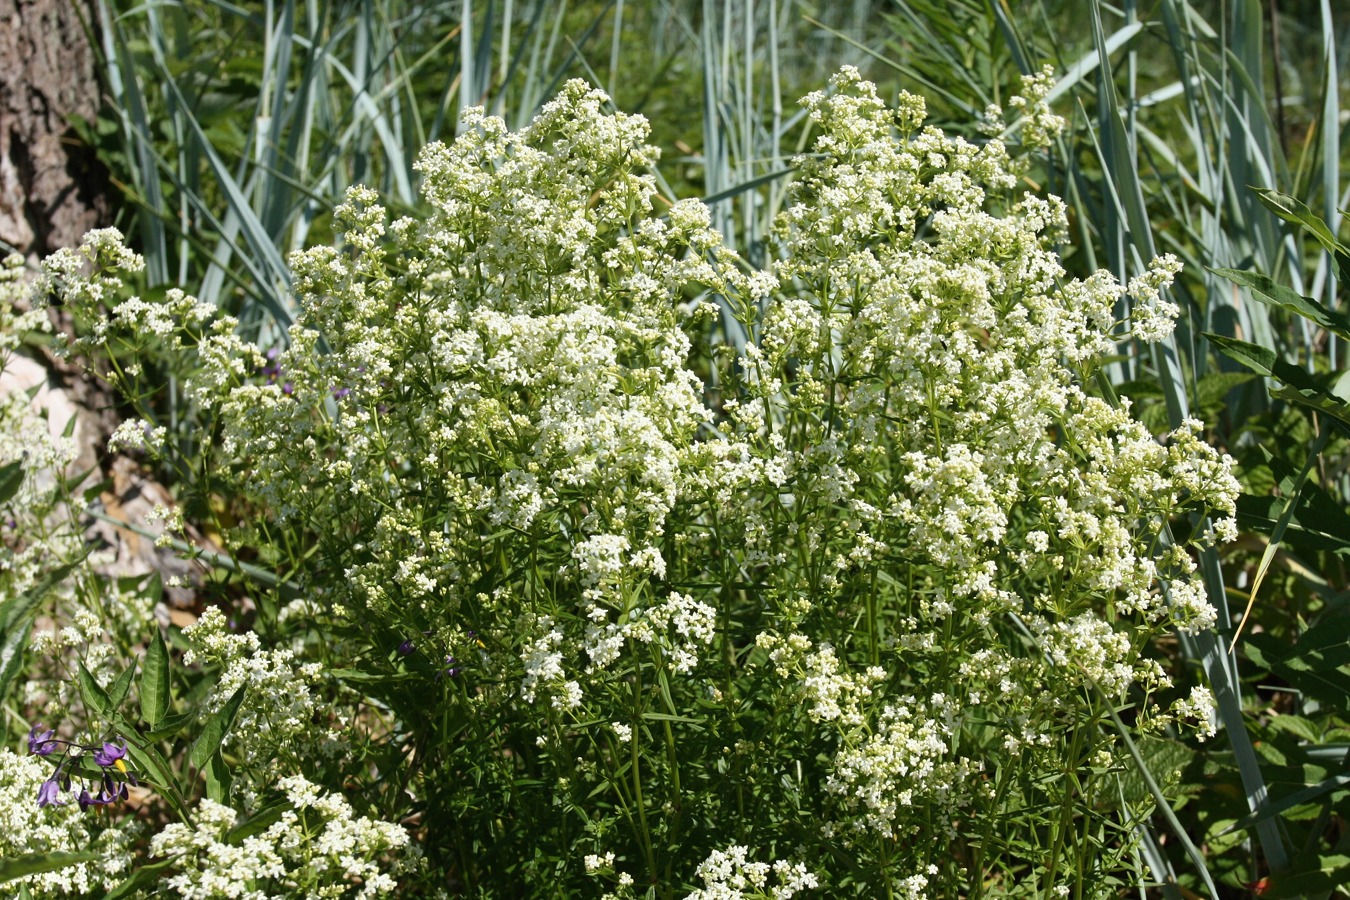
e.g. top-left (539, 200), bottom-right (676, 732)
top-left (0, 0), bottom-right (109, 260)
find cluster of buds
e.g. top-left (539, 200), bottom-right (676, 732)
top-left (29, 725), bottom-right (137, 811)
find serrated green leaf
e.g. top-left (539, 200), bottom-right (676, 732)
top-left (0, 851), bottom-right (100, 885)
top-left (141, 627), bottom-right (170, 727)
top-left (0, 459), bottom-right (24, 506)
top-left (1266, 714), bottom-right (1322, 744)
top-left (78, 660), bottom-right (110, 719)
top-left (1195, 370), bottom-right (1257, 409)
top-left (190, 683), bottom-right (247, 771)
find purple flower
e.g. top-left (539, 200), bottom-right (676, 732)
top-left (78, 780), bottom-right (123, 810)
top-left (28, 727), bottom-right (136, 814)
top-left (27, 725), bottom-right (58, 756)
top-left (94, 740), bottom-right (127, 769)
top-left (444, 655), bottom-right (461, 678)
top-left (281, 381), bottom-right (294, 396)
top-left (397, 639), bottom-right (416, 656)
top-left (36, 778), bottom-right (65, 808)
top-left (332, 386), bottom-right (352, 400)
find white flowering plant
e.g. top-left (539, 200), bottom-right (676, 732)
top-left (12, 68), bottom-right (1242, 898)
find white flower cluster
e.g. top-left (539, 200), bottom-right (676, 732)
top-left (33, 68), bottom-right (1243, 892)
top-left (684, 846), bottom-right (818, 900)
top-left (0, 388), bottom-right (81, 604)
top-left (1, 253), bottom-right (52, 358)
top-left (148, 774), bottom-right (408, 899)
top-left (0, 749), bottom-right (132, 897)
top-left (183, 608), bottom-right (332, 788)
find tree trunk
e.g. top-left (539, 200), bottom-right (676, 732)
top-left (0, 0), bottom-right (109, 260)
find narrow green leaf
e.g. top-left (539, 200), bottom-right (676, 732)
top-left (78, 661), bottom-right (110, 719)
top-left (0, 557), bottom-right (84, 632)
top-left (0, 619), bottom-right (32, 706)
top-left (140, 627), bottom-right (171, 727)
top-left (227, 799), bottom-right (292, 843)
top-left (0, 460), bottom-right (24, 506)
top-left (1210, 266), bottom-right (1350, 340)
top-left (190, 683), bottom-right (247, 771)
top-left (102, 858), bottom-right (178, 900)
top-left (0, 851), bottom-right (100, 886)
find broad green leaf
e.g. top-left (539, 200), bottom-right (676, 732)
top-left (1244, 617), bottom-right (1350, 712)
top-left (204, 747), bottom-right (232, 803)
top-left (1253, 187), bottom-right (1350, 289)
top-left (0, 459), bottom-right (24, 506)
top-left (1254, 187), bottom-right (1350, 258)
top-left (1117, 734), bottom-right (1199, 807)
top-left (105, 662), bottom-right (137, 715)
top-left (1283, 615), bottom-right (1350, 672)
top-left (190, 683), bottom-right (247, 771)
top-left (1195, 370), bottom-right (1257, 409)
top-left (1208, 333), bottom-right (1350, 428)
top-left (143, 711), bottom-right (194, 742)
top-left (1266, 714), bottom-right (1322, 744)
top-left (78, 660), bottom-right (110, 719)
top-left (140, 627), bottom-right (171, 727)
top-left (1210, 266), bottom-right (1350, 341)
top-left (1225, 772), bottom-right (1350, 832)
top-left (1204, 333), bottom-right (1277, 376)
top-left (124, 737), bottom-right (176, 792)
top-left (1265, 851), bottom-right (1350, 898)
top-left (0, 851), bottom-right (100, 885)
top-left (1269, 382), bottom-right (1350, 431)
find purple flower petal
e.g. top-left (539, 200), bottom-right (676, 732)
top-left (27, 725), bottom-right (57, 757)
top-left (36, 778), bottom-right (65, 808)
top-left (94, 739), bottom-right (127, 768)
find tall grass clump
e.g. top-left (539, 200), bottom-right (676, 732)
top-left (6, 66), bottom-right (1246, 897)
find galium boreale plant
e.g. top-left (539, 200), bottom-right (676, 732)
top-left (40, 69), bottom-right (1240, 897)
